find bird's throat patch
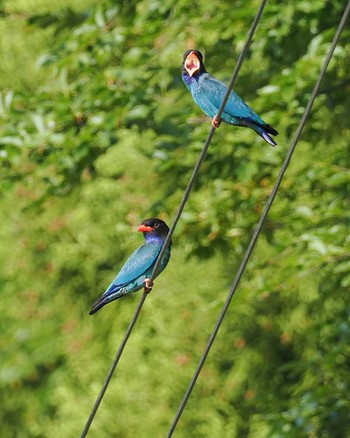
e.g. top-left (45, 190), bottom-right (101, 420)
top-left (185, 51), bottom-right (200, 77)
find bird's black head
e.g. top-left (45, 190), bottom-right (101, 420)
top-left (182, 49), bottom-right (206, 77)
top-left (138, 218), bottom-right (170, 242)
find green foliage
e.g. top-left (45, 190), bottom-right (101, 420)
top-left (0, 0), bottom-right (349, 437)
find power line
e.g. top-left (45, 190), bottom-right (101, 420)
top-left (148, 0), bottom-right (269, 286)
top-left (80, 0), bottom-right (268, 435)
top-left (166, 1), bottom-right (350, 436)
top-left (80, 293), bottom-right (147, 437)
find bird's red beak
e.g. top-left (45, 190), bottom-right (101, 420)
top-left (185, 51), bottom-right (200, 77)
top-left (138, 224), bottom-right (153, 233)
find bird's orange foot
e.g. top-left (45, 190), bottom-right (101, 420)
top-left (143, 278), bottom-right (154, 294)
top-left (211, 115), bottom-right (221, 129)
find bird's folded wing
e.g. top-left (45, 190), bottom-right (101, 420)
top-left (111, 244), bottom-right (162, 288)
top-left (201, 75), bottom-right (262, 121)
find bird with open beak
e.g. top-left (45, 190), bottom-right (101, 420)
top-left (182, 49), bottom-right (278, 146)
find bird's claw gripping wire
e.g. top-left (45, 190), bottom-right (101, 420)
top-left (211, 115), bottom-right (222, 129)
top-left (143, 278), bottom-right (154, 294)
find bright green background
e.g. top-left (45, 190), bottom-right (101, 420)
top-left (1, 0), bottom-right (349, 437)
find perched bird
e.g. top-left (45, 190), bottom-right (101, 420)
top-left (89, 218), bottom-right (171, 315)
top-left (181, 49), bottom-right (278, 146)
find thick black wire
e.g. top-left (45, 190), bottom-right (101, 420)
top-left (80, 0), bottom-right (269, 435)
top-left (166, 2), bottom-right (350, 436)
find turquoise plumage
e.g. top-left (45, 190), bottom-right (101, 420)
top-left (182, 50), bottom-right (278, 146)
top-left (89, 218), bottom-right (171, 314)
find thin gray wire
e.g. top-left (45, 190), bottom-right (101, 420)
top-left (166, 2), bottom-right (350, 436)
top-left (80, 293), bottom-right (147, 438)
top-left (81, 0), bottom-right (269, 435)
top-left (149, 0), bottom-right (269, 286)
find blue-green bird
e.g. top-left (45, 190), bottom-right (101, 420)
top-left (182, 50), bottom-right (278, 146)
top-left (89, 218), bottom-right (171, 314)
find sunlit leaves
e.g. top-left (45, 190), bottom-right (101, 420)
top-left (0, 0), bottom-right (350, 437)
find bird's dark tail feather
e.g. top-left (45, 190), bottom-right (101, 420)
top-left (89, 287), bottom-right (126, 315)
top-left (244, 120), bottom-right (278, 147)
top-left (259, 128), bottom-right (277, 147)
top-left (255, 123), bottom-right (278, 147)
top-left (89, 297), bottom-right (106, 315)
top-left (89, 294), bottom-right (116, 315)
top-left (264, 124), bottom-right (278, 136)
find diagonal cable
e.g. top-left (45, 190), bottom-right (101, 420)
top-left (148, 0), bottom-right (269, 286)
top-left (80, 0), bottom-right (268, 435)
top-left (80, 293), bottom-right (147, 438)
top-left (166, 1), bottom-right (350, 436)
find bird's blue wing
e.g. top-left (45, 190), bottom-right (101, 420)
top-left (89, 242), bottom-right (170, 314)
top-left (195, 74), bottom-right (264, 124)
top-left (110, 243), bottom-right (162, 288)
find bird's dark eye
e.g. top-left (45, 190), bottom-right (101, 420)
top-left (153, 221), bottom-right (159, 228)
